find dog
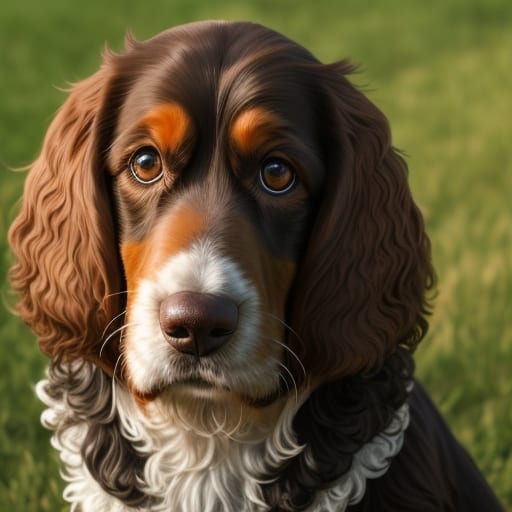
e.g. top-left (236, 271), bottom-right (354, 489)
top-left (9, 21), bottom-right (503, 511)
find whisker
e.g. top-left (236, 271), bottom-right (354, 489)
top-left (276, 359), bottom-right (299, 404)
top-left (264, 312), bottom-right (305, 347)
top-left (101, 309), bottom-right (127, 341)
top-left (276, 365), bottom-right (291, 395)
top-left (226, 404), bottom-right (245, 439)
top-left (99, 322), bottom-right (135, 357)
top-left (104, 289), bottom-right (133, 300)
top-left (110, 354), bottom-right (123, 403)
top-left (260, 334), bottom-right (307, 381)
top-left (211, 405), bottom-right (245, 439)
top-left (113, 355), bottom-right (122, 381)
top-left (109, 354), bottom-right (124, 416)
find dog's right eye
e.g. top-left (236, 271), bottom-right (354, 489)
top-left (129, 147), bottom-right (163, 184)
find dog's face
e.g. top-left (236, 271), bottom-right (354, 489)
top-left (109, 26), bottom-right (325, 404)
top-left (9, 21), bottom-right (433, 410)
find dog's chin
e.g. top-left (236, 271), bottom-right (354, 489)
top-left (133, 376), bottom-right (285, 410)
top-left (166, 378), bottom-right (232, 402)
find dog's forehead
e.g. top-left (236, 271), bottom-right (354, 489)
top-left (115, 21), bottom-right (320, 134)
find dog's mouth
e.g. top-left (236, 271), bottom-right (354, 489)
top-left (175, 376), bottom-right (233, 395)
top-left (132, 373), bottom-right (286, 408)
top-left (180, 377), bottom-right (217, 389)
top-left (134, 374), bottom-right (230, 399)
top-left (177, 374), bottom-right (289, 407)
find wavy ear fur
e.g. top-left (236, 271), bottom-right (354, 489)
top-left (289, 61), bottom-right (434, 381)
top-left (8, 66), bottom-right (122, 374)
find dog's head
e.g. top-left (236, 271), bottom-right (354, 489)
top-left (9, 21), bottom-right (433, 408)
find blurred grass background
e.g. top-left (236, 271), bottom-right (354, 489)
top-left (1, 0), bottom-right (511, 510)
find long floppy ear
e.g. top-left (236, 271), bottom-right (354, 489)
top-left (8, 66), bottom-right (122, 374)
top-left (289, 61), bottom-right (435, 382)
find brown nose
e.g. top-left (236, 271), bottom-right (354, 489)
top-left (159, 292), bottom-right (238, 357)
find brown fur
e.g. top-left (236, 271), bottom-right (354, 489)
top-left (288, 61), bottom-right (433, 382)
top-left (8, 69), bottom-right (122, 375)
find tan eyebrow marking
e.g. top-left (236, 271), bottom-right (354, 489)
top-left (140, 103), bottom-right (193, 152)
top-left (231, 107), bottom-right (282, 154)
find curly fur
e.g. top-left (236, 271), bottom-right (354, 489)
top-left (9, 20), bottom-right (502, 512)
top-left (8, 68), bottom-right (122, 374)
top-left (36, 358), bottom-right (410, 511)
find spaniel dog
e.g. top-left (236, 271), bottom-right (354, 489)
top-left (9, 21), bottom-right (503, 511)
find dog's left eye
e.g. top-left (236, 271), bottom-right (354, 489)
top-left (259, 158), bottom-right (296, 195)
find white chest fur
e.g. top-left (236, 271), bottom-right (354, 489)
top-left (36, 366), bottom-right (409, 512)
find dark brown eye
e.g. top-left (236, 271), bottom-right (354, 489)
top-left (129, 147), bottom-right (163, 184)
top-left (260, 158), bottom-right (296, 195)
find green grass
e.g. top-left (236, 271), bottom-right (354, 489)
top-left (1, 1), bottom-right (511, 510)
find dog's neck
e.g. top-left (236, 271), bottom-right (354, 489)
top-left (37, 362), bottom-right (410, 511)
top-left (112, 384), bottom-right (307, 509)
